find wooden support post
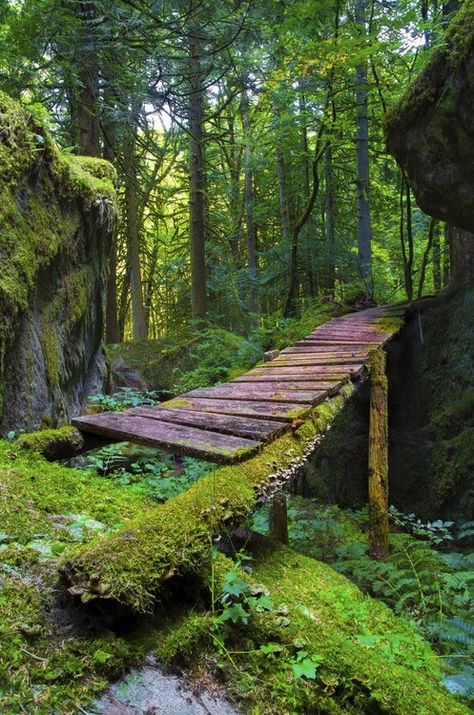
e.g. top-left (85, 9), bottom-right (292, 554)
top-left (368, 347), bottom-right (389, 560)
top-left (269, 494), bottom-right (289, 545)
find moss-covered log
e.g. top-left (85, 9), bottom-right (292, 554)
top-left (62, 386), bottom-right (355, 612)
top-left (151, 543), bottom-right (470, 714)
top-left (368, 348), bottom-right (389, 559)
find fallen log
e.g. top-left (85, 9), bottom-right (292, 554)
top-left (62, 384), bottom-right (356, 612)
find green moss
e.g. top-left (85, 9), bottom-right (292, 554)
top-left (17, 425), bottom-right (81, 457)
top-left (0, 439), bottom-right (156, 713)
top-left (154, 546), bottom-right (469, 714)
top-left (0, 90), bottom-right (117, 412)
top-left (385, 0), bottom-right (474, 136)
top-left (63, 385), bottom-right (357, 612)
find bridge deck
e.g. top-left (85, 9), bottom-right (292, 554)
top-left (73, 306), bottom-right (405, 463)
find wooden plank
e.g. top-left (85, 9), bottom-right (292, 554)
top-left (259, 362), bottom-right (363, 373)
top-left (127, 406), bottom-right (286, 442)
top-left (73, 413), bottom-right (261, 463)
top-left (245, 366), bottom-right (356, 380)
top-left (297, 339), bottom-right (379, 346)
top-left (184, 385), bottom-right (327, 405)
top-left (296, 340), bottom-right (375, 350)
top-left (230, 377), bottom-right (339, 391)
top-left (267, 356), bottom-right (365, 365)
top-left (162, 397), bottom-right (309, 422)
top-left (281, 346), bottom-right (368, 356)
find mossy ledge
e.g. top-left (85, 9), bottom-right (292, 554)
top-left (167, 547), bottom-right (469, 715)
top-left (0, 90), bottom-right (117, 432)
top-left (62, 385), bottom-right (357, 612)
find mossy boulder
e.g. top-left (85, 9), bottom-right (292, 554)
top-left (385, 2), bottom-right (474, 240)
top-left (0, 91), bottom-right (116, 433)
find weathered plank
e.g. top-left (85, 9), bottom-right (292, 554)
top-left (162, 397), bottom-right (309, 422)
top-left (246, 366), bottom-right (359, 380)
top-left (73, 413), bottom-right (261, 463)
top-left (230, 377), bottom-right (339, 392)
top-left (267, 356), bottom-right (365, 365)
top-left (184, 385), bottom-right (327, 405)
top-left (258, 362), bottom-right (364, 374)
top-left (127, 406), bottom-right (286, 441)
top-left (281, 346), bottom-right (368, 356)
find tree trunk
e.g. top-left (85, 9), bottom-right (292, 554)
top-left (242, 88), bottom-right (258, 316)
top-left (75, 1), bottom-right (100, 156)
top-left (325, 138), bottom-right (336, 295)
top-left (355, 0), bottom-right (372, 287)
top-left (124, 127), bottom-right (147, 340)
top-left (188, 37), bottom-right (207, 321)
top-left (446, 224), bottom-right (474, 286)
top-left (273, 98), bottom-right (292, 247)
top-left (103, 110), bottom-right (120, 344)
top-left (368, 348), bottom-right (389, 561)
top-left (432, 222), bottom-right (442, 292)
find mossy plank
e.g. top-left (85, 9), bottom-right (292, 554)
top-left (161, 396), bottom-right (309, 421)
top-left (128, 406), bottom-right (287, 442)
top-left (229, 378), bottom-right (339, 392)
top-left (184, 385), bottom-right (327, 405)
top-left (73, 412), bottom-right (261, 463)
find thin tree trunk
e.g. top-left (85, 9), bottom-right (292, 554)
top-left (325, 137), bottom-right (336, 296)
top-left (417, 218), bottom-right (437, 298)
top-left (355, 0), bottom-right (372, 287)
top-left (242, 87), bottom-right (258, 316)
top-left (102, 105), bottom-right (120, 344)
top-left (273, 98), bottom-right (292, 245)
top-left (442, 223), bottom-right (450, 287)
top-left (188, 36), bottom-right (207, 321)
top-left (299, 88), bottom-right (317, 297)
top-left (124, 127), bottom-right (147, 340)
top-left (432, 222), bottom-right (442, 291)
top-left (399, 172), bottom-right (414, 302)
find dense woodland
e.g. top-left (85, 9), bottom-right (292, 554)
top-left (0, 1), bottom-right (473, 714)
top-left (0, 0), bottom-right (453, 339)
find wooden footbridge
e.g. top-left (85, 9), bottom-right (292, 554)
top-left (73, 305), bottom-right (405, 464)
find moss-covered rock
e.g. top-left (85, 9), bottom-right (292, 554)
top-left (0, 91), bottom-right (116, 434)
top-left (385, 1), bottom-right (474, 239)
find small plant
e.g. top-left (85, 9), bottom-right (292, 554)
top-left (88, 387), bottom-right (159, 411)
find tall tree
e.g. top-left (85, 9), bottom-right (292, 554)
top-left (355, 0), bottom-right (373, 287)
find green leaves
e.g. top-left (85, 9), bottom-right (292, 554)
top-left (290, 650), bottom-right (322, 680)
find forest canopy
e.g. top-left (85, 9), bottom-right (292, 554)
top-left (0, 0), bottom-right (452, 341)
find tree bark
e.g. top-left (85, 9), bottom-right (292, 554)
top-left (368, 348), bottom-right (389, 561)
top-left (432, 222), bottom-right (442, 292)
top-left (188, 36), bottom-right (207, 321)
top-left (446, 224), bottom-right (474, 286)
top-left (124, 125), bottom-right (147, 340)
top-left (325, 138), bottom-right (336, 295)
top-left (75, 1), bottom-right (100, 156)
top-left (242, 88), bottom-right (258, 316)
top-left (355, 0), bottom-right (372, 287)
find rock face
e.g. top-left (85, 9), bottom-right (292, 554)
top-left (0, 92), bottom-right (116, 433)
top-left (385, 2), bottom-right (474, 277)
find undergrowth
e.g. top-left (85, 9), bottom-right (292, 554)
top-left (250, 497), bottom-right (474, 702)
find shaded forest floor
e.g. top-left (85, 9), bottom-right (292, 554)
top-left (1, 293), bottom-right (473, 713)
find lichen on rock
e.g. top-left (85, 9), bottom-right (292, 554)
top-left (0, 90), bottom-right (117, 433)
top-left (385, 1), bottom-right (474, 236)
